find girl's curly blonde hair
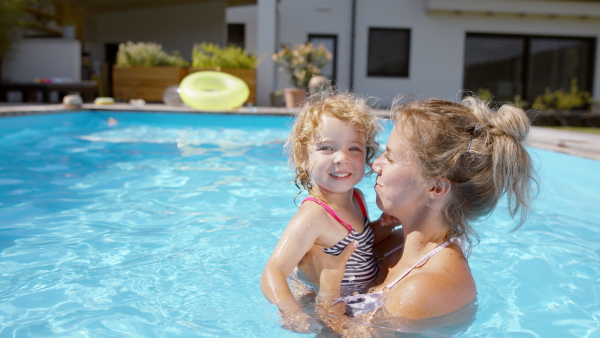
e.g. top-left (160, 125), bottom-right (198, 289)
top-left (285, 92), bottom-right (382, 195)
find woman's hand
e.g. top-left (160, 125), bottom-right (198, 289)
top-left (379, 212), bottom-right (400, 227)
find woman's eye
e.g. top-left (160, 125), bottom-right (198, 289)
top-left (386, 157), bottom-right (394, 164)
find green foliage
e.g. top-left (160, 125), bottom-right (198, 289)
top-left (191, 42), bottom-right (259, 69)
top-left (532, 78), bottom-right (592, 111)
top-left (0, 0), bottom-right (26, 59)
top-left (272, 42), bottom-right (332, 89)
top-left (476, 88), bottom-right (493, 101)
top-left (116, 41), bottom-right (189, 67)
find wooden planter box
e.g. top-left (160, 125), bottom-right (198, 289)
top-left (187, 68), bottom-right (256, 104)
top-left (113, 66), bottom-right (187, 102)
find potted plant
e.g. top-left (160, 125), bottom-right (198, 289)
top-left (113, 41), bottom-right (189, 102)
top-left (272, 42), bottom-right (331, 108)
top-left (189, 42), bottom-right (259, 104)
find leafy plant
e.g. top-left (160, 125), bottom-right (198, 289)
top-left (116, 41), bottom-right (189, 67)
top-left (191, 42), bottom-right (259, 69)
top-left (532, 78), bottom-right (592, 111)
top-left (273, 42), bottom-right (331, 89)
top-left (476, 88), bottom-right (493, 101)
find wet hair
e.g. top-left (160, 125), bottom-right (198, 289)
top-left (392, 96), bottom-right (538, 248)
top-left (285, 92), bottom-right (381, 197)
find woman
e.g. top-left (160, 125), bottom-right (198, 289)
top-left (299, 96), bottom-right (537, 334)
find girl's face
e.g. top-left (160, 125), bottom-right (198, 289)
top-left (306, 115), bottom-right (366, 196)
top-left (371, 125), bottom-right (429, 220)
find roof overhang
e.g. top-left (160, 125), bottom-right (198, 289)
top-left (426, 0), bottom-right (600, 19)
top-left (61, 0), bottom-right (257, 14)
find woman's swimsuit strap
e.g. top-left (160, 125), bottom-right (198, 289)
top-left (383, 240), bottom-right (451, 290)
top-left (301, 190), bottom-right (366, 232)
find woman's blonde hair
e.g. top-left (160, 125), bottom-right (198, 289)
top-left (285, 92), bottom-right (381, 196)
top-left (392, 96), bottom-right (538, 248)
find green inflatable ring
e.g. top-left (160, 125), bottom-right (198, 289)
top-left (179, 71), bottom-right (250, 111)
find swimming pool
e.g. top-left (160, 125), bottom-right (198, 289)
top-left (0, 111), bottom-right (598, 337)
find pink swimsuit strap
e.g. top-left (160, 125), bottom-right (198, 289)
top-left (302, 190), bottom-right (367, 232)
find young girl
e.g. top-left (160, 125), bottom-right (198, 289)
top-left (260, 93), bottom-right (397, 332)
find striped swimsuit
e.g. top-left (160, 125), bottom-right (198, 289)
top-left (302, 190), bottom-right (378, 295)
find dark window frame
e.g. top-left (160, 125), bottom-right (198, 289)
top-left (367, 27), bottom-right (411, 78)
top-left (308, 34), bottom-right (338, 82)
top-left (463, 32), bottom-right (596, 101)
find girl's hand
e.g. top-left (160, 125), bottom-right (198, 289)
top-left (280, 310), bottom-right (320, 333)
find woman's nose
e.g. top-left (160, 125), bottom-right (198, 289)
top-left (372, 155), bottom-right (383, 174)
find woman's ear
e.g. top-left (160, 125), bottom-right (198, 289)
top-left (428, 178), bottom-right (451, 199)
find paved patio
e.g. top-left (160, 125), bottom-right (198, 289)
top-left (2, 103), bottom-right (600, 161)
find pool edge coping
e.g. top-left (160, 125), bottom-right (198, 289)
top-left (2, 103), bottom-right (600, 161)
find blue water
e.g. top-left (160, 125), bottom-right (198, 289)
top-left (0, 111), bottom-right (598, 337)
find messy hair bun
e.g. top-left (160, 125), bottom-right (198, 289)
top-left (392, 96), bottom-right (538, 249)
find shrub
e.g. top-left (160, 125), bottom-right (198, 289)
top-left (532, 78), bottom-right (592, 111)
top-left (191, 42), bottom-right (258, 69)
top-left (116, 41), bottom-right (189, 67)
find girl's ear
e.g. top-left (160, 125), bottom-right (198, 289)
top-left (428, 178), bottom-right (451, 199)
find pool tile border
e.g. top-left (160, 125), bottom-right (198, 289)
top-left (1, 103), bottom-right (599, 161)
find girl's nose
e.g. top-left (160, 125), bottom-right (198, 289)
top-left (334, 150), bottom-right (349, 164)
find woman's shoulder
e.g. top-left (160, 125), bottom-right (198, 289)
top-left (384, 247), bottom-right (476, 319)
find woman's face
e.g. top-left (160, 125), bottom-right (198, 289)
top-left (372, 125), bottom-right (429, 220)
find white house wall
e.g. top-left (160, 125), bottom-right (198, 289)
top-left (352, 0), bottom-right (600, 107)
top-left (226, 5), bottom-right (258, 54)
top-left (238, 0), bottom-right (600, 108)
top-left (274, 0), bottom-right (353, 92)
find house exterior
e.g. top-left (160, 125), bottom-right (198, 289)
top-left (231, 0), bottom-right (600, 108)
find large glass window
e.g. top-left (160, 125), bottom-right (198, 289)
top-left (464, 33), bottom-right (595, 102)
top-left (368, 28), bottom-right (410, 77)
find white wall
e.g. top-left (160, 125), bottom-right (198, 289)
top-left (2, 38), bottom-right (81, 82)
top-left (275, 0), bottom-right (353, 92)
top-left (226, 5), bottom-right (258, 53)
top-left (243, 0), bottom-right (600, 107)
top-left (352, 0), bottom-right (600, 107)
top-left (86, 1), bottom-right (227, 65)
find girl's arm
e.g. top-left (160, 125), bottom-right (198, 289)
top-left (260, 204), bottom-right (325, 331)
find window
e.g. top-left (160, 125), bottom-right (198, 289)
top-left (309, 34), bottom-right (337, 81)
top-left (367, 28), bottom-right (410, 77)
top-left (464, 33), bottom-right (595, 102)
top-left (227, 23), bottom-right (245, 49)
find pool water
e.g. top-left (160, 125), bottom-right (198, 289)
top-left (0, 111), bottom-right (598, 337)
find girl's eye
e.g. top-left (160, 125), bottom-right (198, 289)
top-left (350, 147), bottom-right (363, 152)
top-left (318, 146), bottom-right (333, 151)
